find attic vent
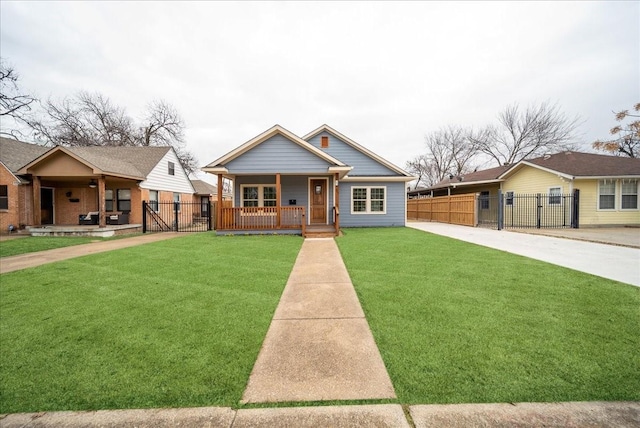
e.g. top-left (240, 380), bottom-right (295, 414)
top-left (321, 136), bottom-right (329, 148)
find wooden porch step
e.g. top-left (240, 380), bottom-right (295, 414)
top-left (304, 226), bottom-right (340, 238)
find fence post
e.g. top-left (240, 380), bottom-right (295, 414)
top-left (174, 202), bottom-right (179, 231)
top-left (536, 193), bottom-right (542, 229)
top-left (142, 201), bottom-right (147, 233)
top-left (209, 202), bottom-right (214, 231)
top-left (497, 190), bottom-right (504, 230)
top-left (572, 189), bottom-right (580, 228)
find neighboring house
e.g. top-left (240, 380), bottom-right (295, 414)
top-left (413, 151), bottom-right (640, 227)
top-left (0, 136), bottom-right (194, 232)
top-left (501, 151), bottom-right (640, 227)
top-left (202, 124), bottom-right (414, 235)
top-left (190, 179), bottom-right (232, 220)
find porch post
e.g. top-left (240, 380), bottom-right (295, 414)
top-left (32, 175), bottom-right (41, 225)
top-left (334, 173), bottom-right (340, 234)
top-left (276, 173), bottom-right (281, 229)
top-left (98, 176), bottom-right (106, 228)
top-left (217, 174), bottom-right (223, 230)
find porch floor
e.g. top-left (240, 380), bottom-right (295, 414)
top-left (28, 224), bottom-right (142, 237)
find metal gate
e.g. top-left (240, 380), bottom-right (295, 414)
top-left (478, 190), bottom-right (580, 230)
top-left (142, 201), bottom-right (212, 233)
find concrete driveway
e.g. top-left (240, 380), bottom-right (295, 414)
top-left (408, 222), bottom-right (640, 287)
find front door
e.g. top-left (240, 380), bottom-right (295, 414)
top-left (310, 179), bottom-right (327, 224)
top-left (41, 188), bottom-right (54, 225)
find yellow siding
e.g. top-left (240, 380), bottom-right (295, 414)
top-left (576, 179), bottom-right (640, 226)
top-left (502, 167), bottom-right (568, 195)
top-left (503, 166), bottom-right (640, 226)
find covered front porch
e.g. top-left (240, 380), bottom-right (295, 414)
top-left (215, 173), bottom-right (341, 237)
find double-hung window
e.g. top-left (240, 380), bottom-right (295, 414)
top-left (351, 186), bottom-right (386, 214)
top-left (105, 189), bottom-right (114, 211)
top-left (149, 190), bottom-right (159, 212)
top-left (173, 192), bottom-right (181, 212)
top-left (598, 180), bottom-right (616, 210)
top-left (117, 189), bottom-right (131, 212)
top-left (241, 185), bottom-right (277, 207)
top-left (548, 187), bottom-right (562, 205)
top-left (621, 179), bottom-right (638, 210)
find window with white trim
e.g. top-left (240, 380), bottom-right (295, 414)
top-left (621, 179), bottom-right (638, 209)
top-left (149, 190), bottom-right (159, 212)
top-left (351, 186), bottom-right (386, 214)
top-left (598, 180), bottom-right (616, 210)
top-left (548, 187), bottom-right (562, 205)
top-left (173, 192), bottom-right (181, 212)
top-left (505, 191), bottom-right (514, 206)
top-left (168, 161), bottom-right (175, 176)
top-left (241, 184), bottom-right (277, 207)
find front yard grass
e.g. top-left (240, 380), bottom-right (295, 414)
top-left (0, 233), bottom-right (302, 414)
top-left (0, 234), bottom-right (141, 258)
top-left (336, 227), bottom-right (640, 404)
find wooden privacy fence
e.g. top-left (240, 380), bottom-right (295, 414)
top-left (407, 194), bottom-right (476, 226)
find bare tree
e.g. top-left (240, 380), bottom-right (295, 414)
top-left (29, 91), bottom-right (134, 146)
top-left (592, 103), bottom-right (639, 158)
top-left (406, 126), bottom-right (480, 188)
top-left (470, 101), bottom-right (580, 166)
top-left (139, 100), bottom-right (185, 147)
top-left (405, 155), bottom-right (434, 189)
top-left (27, 91), bottom-right (199, 175)
top-left (0, 59), bottom-right (37, 138)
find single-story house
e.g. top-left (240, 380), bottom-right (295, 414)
top-left (202, 124), bottom-right (415, 236)
top-left (411, 151), bottom-right (640, 227)
top-left (0, 136), bottom-right (194, 232)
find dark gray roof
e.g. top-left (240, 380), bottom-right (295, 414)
top-left (0, 137), bottom-right (49, 172)
top-left (524, 151), bottom-right (640, 177)
top-left (191, 179), bottom-right (218, 195)
top-left (425, 164), bottom-right (512, 191)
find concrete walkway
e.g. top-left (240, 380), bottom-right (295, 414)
top-left (241, 238), bottom-right (396, 403)
top-left (0, 233), bottom-right (185, 274)
top-left (408, 222), bottom-right (640, 287)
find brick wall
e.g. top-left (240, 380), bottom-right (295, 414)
top-left (0, 166), bottom-right (20, 234)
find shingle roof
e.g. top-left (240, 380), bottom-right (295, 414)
top-left (427, 164), bottom-right (512, 190)
top-left (190, 179), bottom-right (218, 195)
top-left (522, 151), bottom-right (640, 177)
top-left (0, 137), bottom-right (49, 172)
top-left (66, 146), bottom-right (171, 179)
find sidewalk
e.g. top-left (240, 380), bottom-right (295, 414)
top-left (3, 401), bottom-right (638, 427)
top-left (0, 233), bottom-right (185, 274)
top-left (241, 237), bottom-right (396, 403)
top-left (407, 222), bottom-right (640, 287)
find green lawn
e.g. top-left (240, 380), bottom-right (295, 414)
top-left (0, 233), bottom-right (303, 413)
top-left (335, 227), bottom-right (640, 404)
top-left (2, 228), bottom-right (639, 413)
top-left (0, 235), bottom-right (142, 258)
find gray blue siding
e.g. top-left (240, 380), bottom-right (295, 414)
top-left (226, 135), bottom-right (331, 174)
top-left (307, 131), bottom-right (399, 176)
top-left (234, 175), bottom-right (334, 215)
top-left (338, 181), bottom-right (406, 227)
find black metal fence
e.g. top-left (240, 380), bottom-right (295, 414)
top-left (478, 190), bottom-right (579, 230)
top-left (142, 201), bottom-right (212, 233)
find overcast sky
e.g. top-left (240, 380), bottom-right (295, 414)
top-left (1, 1), bottom-right (638, 182)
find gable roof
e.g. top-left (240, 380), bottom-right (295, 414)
top-left (501, 151), bottom-right (640, 179)
top-left (202, 125), bottom-right (349, 174)
top-left (18, 145), bottom-right (172, 180)
top-left (425, 164), bottom-right (512, 191)
top-left (303, 124), bottom-right (413, 178)
top-left (191, 179), bottom-right (218, 194)
top-left (0, 137), bottom-right (49, 173)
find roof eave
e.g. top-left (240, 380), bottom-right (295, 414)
top-left (341, 175), bottom-right (416, 183)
